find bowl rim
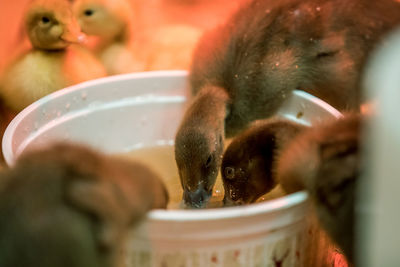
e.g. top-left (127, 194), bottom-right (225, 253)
top-left (148, 191), bottom-right (308, 221)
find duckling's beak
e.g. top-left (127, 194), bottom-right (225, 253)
top-left (182, 185), bottom-right (212, 209)
top-left (61, 30), bottom-right (86, 44)
top-left (222, 195), bottom-right (236, 206)
top-left (223, 195), bottom-right (244, 206)
top-left (61, 22), bottom-right (86, 44)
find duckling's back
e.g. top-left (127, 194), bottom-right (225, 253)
top-left (0, 158), bottom-right (107, 267)
top-left (189, 0), bottom-right (400, 136)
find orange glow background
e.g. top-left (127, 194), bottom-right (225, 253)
top-left (0, 0), bottom-right (29, 74)
top-left (0, 0), bottom-right (246, 74)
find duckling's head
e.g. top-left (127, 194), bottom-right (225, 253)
top-left (73, 0), bottom-right (136, 42)
top-left (175, 127), bottom-right (224, 209)
top-left (25, 0), bottom-right (85, 50)
top-left (221, 127), bottom-right (276, 206)
top-left (221, 119), bottom-right (305, 205)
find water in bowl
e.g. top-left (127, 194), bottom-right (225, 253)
top-left (118, 145), bottom-right (285, 209)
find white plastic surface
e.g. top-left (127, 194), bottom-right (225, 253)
top-left (359, 27), bottom-right (400, 267)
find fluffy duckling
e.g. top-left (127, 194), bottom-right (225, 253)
top-left (73, 0), bottom-right (146, 75)
top-left (221, 118), bottom-right (306, 205)
top-left (220, 114), bottom-right (361, 262)
top-left (175, 0), bottom-right (400, 208)
top-left (277, 114), bottom-right (361, 263)
top-left (0, 142), bottom-right (168, 267)
top-left (0, 0), bottom-right (107, 112)
top-left (74, 0), bottom-right (201, 73)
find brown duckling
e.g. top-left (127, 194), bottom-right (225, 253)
top-left (175, 0), bottom-right (400, 208)
top-left (0, 142), bottom-right (168, 267)
top-left (221, 114), bottom-right (361, 262)
top-left (277, 114), bottom-right (361, 263)
top-left (0, 0), bottom-right (107, 112)
top-left (221, 118), bottom-right (306, 205)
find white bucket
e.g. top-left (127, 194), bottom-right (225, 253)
top-left (2, 71), bottom-right (343, 267)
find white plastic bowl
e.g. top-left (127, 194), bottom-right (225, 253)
top-left (2, 71), bottom-right (342, 267)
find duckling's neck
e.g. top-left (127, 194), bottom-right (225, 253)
top-left (33, 47), bottom-right (68, 53)
top-left (183, 86), bottom-right (230, 133)
top-left (97, 24), bottom-right (132, 51)
top-left (115, 25), bottom-right (131, 44)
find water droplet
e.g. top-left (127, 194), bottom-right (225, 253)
top-left (296, 111), bottom-right (304, 119)
top-left (295, 65), bottom-right (299, 69)
top-left (316, 6), bottom-right (321, 11)
top-left (265, 9), bottom-right (270, 14)
top-left (234, 74), bottom-right (239, 78)
top-left (275, 62), bottom-right (280, 67)
top-left (245, 75), bottom-right (249, 79)
top-left (63, 133), bottom-right (70, 140)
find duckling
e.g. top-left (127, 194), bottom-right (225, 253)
top-left (276, 113), bottom-right (362, 263)
top-left (0, 142), bottom-right (168, 267)
top-left (74, 0), bottom-right (201, 73)
top-left (175, 0), bottom-right (400, 208)
top-left (0, 0), bottom-right (107, 112)
top-left (73, 0), bottom-right (146, 75)
top-left (221, 118), bottom-right (306, 205)
top-left (220, 114), bottom-right (361, 262)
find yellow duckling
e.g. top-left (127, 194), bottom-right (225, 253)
top-left (73, 0), bottom-right (146, 75)
top-left (0, 0), bottom-right (107, 112)
top-left (74, 0), bottom-right (201, 73)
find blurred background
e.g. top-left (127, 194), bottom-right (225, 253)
top-left (0, 0), bottom-right (248, 74)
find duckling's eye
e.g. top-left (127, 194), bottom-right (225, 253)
top-left (84, 9), bottom-right (94, 16)
top-left (225, 167), bottom-right (235, 180)
top-left (205, 155), bottom-right (212, 168)
top-left (41, 16), bottom-right (50, 24)
top-left (316, 50), bottom-right (339, 59)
